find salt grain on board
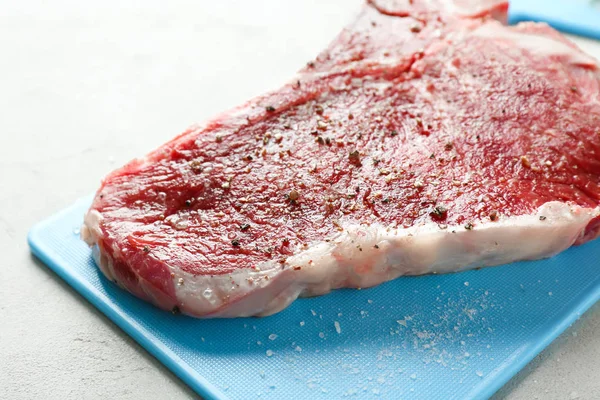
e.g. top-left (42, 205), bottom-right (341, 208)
top-left (268, 334), bottom-right (278, 341)
top-left (334, 321), bottom-right (342, 334)
top-left (266, 350), bottom-right (273, 357)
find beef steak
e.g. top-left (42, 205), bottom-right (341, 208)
top-left (82, 1), bottom-right (600, 317)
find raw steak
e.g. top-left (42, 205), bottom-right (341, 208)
top-left (82, 1), bottom-right (600, 317)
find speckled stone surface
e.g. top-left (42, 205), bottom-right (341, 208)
top-left (1, 1), bottom-right (598, 399)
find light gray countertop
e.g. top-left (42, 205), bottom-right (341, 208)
top-left (1, 1), bottom-right (598, 399)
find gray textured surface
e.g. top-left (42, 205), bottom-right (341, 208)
top-left (0, 1), bottom-right (598, 399)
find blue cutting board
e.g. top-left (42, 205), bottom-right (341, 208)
top-left (28, 196), bottom-right (600, 400)
top-left (508, 0), bottom-right (600, 40)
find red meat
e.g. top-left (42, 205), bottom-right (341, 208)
top-left (82, 1), bottom-right (600, 317)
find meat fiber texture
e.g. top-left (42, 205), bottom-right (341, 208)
top-left (82, 0), bottom-right (600, 317)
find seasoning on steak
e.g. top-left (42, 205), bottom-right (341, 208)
top-left (82, 1), bottom-right (600, 317)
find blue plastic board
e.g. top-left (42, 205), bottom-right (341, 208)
top-left (28, 197), bottom-right (600, 400)
top-left (508, 0), bottom-right (600, 40)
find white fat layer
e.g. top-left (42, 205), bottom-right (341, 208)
top-left (83, 201), bottom-right (599, 318)
top-left (168, 201), bottom-right (598, 317)
top-left (82, 210), bottom-right (118, 282)
top-left (473, 24), bottom-right (598, 68)
top-left (81, 209), bottom-right (102, 246)
top-left (448, 0), bottom-right (506, 18)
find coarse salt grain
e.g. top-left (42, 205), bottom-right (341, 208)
top-left (334, 321), bottom-right (342, 334)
